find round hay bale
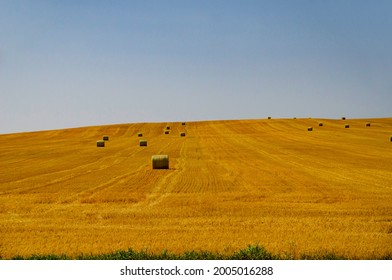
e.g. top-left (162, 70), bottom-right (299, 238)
top-left (96, 140), bottom-right (105, 147)
top-left (342, 117), bottom-right (346, 120)
top-left (345, 124), bottom-right (350, 128)
top-left (139, 140), bottom-right (147, 147)
top-left (181, 122), bottom-right (186, 125)
top-left (166, 126), bottom-right (170, 130)
top-left (318, 122), bottom-right (323, 126)
top-left (137, 132), bottom-right (143, 137)
top-left (164, 130), bottom-right (170, 134)
top-left (390, 136), bottom-right (392, 142)
top-left (152, 155), bottom-right (169, 169)
top-left (103, 135), bottom-right (109, 141)
top-left (308, 127), bottom-right (313, 131)
top-left (366, 123), bottom-right (371, 127)
top-left (180, 132), bottom-right (186, 137)
top-left (267, 116), bottom-right (271, 119)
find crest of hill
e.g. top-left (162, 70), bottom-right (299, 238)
top-left (1, 117), bottom-right (391, 137)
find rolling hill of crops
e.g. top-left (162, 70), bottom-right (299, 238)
top-left (1, 118), bottom-right (391, 259)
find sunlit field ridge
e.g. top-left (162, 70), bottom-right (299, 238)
top-left (1, 118), bottom-right (391, 259)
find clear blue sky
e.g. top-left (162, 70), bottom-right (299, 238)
top-left (1, 0), bottom-right (391, 133)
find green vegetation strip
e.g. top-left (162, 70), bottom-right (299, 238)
top-left (5, 245), bottom-right (392, 260)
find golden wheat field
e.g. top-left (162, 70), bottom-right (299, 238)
top-left (1, 118), bottom-right (392, 259)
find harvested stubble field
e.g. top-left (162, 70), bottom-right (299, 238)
top-left (0, 118), bottom-right (392, 259)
